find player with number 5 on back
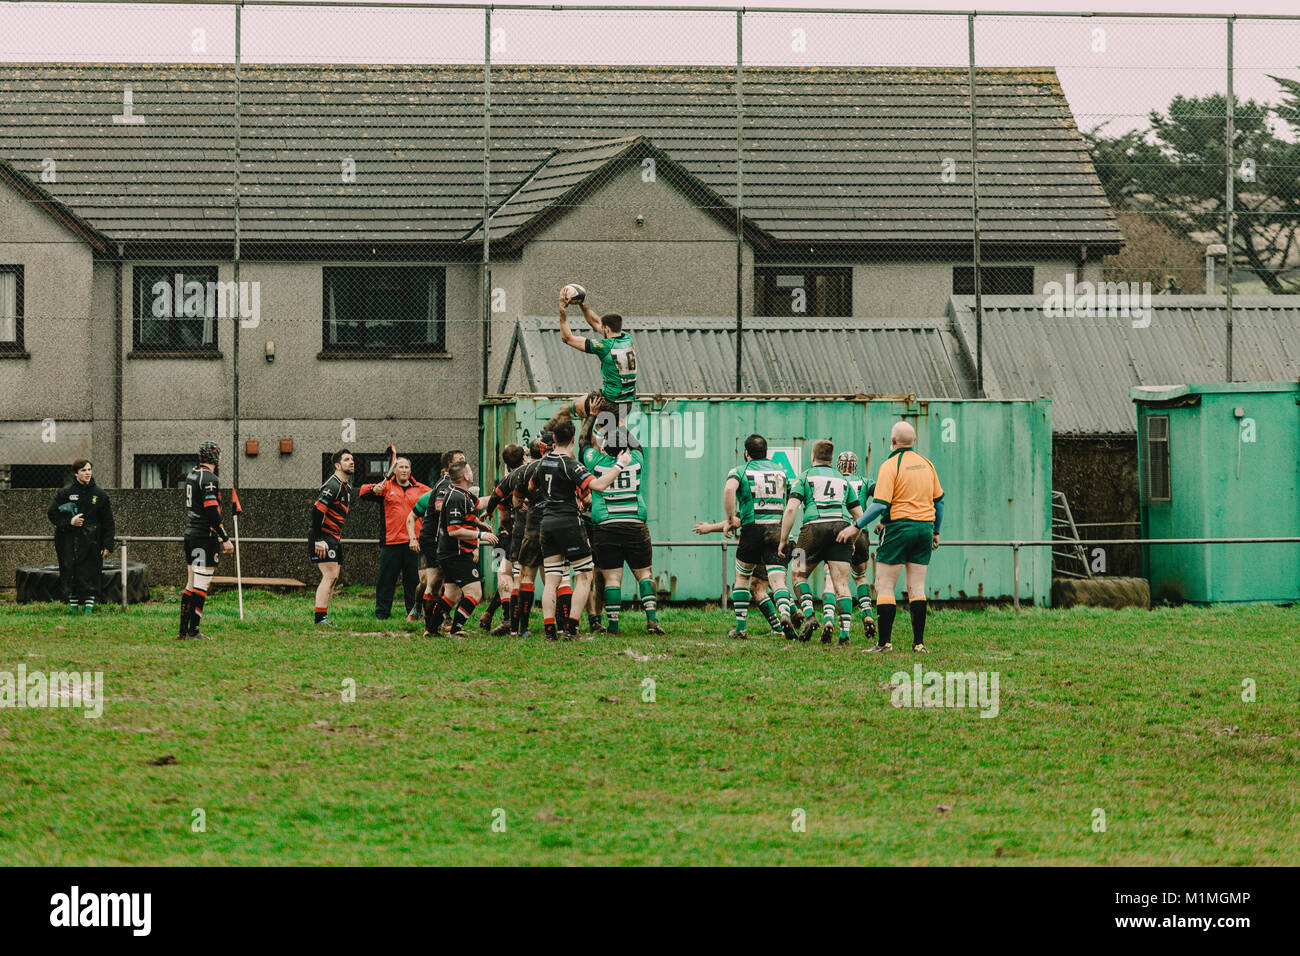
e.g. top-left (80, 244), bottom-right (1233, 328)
top-left (558, 283), bottom-right (639, 453)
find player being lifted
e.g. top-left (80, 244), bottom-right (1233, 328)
top-left (311, 449), bottom-right (354, 625)
top-left (436, 460), bottom-right (498, 637)
top-left (179, 441), bottom-right (234, 640)
top-left (723, 434), bottom-right (798, 641)
top-left (779, 439), bottom-right (863, 645)
top-left (582, 423), bottom-right (664, 635)
top-left (836, 450), bottom-right (877, 639)
top-left (530, 418), bottom-right (631, 640)
top-left (558, 285), bottom-right (638, 452)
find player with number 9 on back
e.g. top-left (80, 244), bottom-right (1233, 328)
top-left (179, 441), bottom-right (235, 640)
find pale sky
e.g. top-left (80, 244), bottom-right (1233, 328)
top-left (2, 0), bottom-right (1299, 135)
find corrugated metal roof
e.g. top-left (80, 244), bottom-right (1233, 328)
top-left (502, 315), bottom-right (976, 398)
top-left (947, 295), bottom-right (1300, 436)
top-left (0, 62), bottom-right (1121, 246)
top-left (503, 297), bottom-right (1300, 437)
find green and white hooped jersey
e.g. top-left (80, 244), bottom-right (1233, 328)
top-left (729, 458), bottom-right (788, 526)
top-left (790, 465), bottom-right (861, 524)
top-left (582, 446), bottom-right (647, 524)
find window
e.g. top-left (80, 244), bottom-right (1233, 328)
top-left (0, 265), bottom-right (23, 354)
top-left (953, 266), bottom-right (1035, 295)
top-left (323, 267), bottom-right (446, 354)
top-left (135, 455), bottom-right (199, 489)
top-left (8, 463), bottom-right (71, 488)
top-left (1145, 416), bottom-right (1170, 501)
top-left (321, 451), bottom-right (442, 491)
top-left (755, 268), bottom-right (851, 317)
top-left (133, 266), bottom-right (220, 353)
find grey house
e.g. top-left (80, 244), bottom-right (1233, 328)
top-left (0, 62), bottom-right (1120, 488)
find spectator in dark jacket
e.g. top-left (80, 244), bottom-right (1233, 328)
top-left (47, 459), bottom-right (115, 612)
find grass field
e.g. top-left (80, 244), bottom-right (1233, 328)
top-left (0, 586), bottom-right (1296, 865)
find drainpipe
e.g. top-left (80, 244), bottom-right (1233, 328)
top-left (114, 244), bottom-right (124, 487)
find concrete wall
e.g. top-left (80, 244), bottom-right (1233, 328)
top-left (0, 175), bottom-right (96, 464)
top-left (0, 487), bottom-right (391, 595)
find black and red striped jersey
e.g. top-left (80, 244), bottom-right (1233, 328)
top-left (313, 474), bottom-right (352, 540)
top-left (437, 485), bottom-right (482, 557)
top-left (184, 465), bottom-right (228, 540)
top-left (530, 453), bottom-right (594, 522)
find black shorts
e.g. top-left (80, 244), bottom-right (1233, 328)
top-left (736, 522), bottom-right (785, 569)
top-left (310, 535), bottom-right (342, 564)
top-left (586, 392), bottom-right (640, 451)
top-left (540, 518), bottom-right (591, 563)
top-left (795, 520), bottom-right (851, 567)
top-left (184, 534), bottom-right (221, 569)
top-left (506, 523), bottom-right (524, 562)
top-left (518, 524), bottom-right (543, 568)
top-left (440, 554), bottom-right (482, 587)
top-left (419, 535), bottom-right (439, 563)
top-left (593, 521), bottom-right (652, 571)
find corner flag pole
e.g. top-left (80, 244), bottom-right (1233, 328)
top-left (232, 487), bottom-right (245, 620)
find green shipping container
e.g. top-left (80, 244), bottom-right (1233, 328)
top-left (480, 396), bottom-right (1053, 605)
top-left (1132, 381), bottom-right (1300, 604)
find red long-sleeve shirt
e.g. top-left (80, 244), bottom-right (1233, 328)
top-left (359, 478), bottom-right (431, 545)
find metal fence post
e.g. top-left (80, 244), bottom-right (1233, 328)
top-left (1012, 543), bottom-right (1020, 611)
top-left (121, 540), bottom-right (128, 608)
top-left (721, 540), bottom-right (729, 610)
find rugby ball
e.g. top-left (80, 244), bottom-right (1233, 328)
top-left (562, 283), bottom-right (586, 304)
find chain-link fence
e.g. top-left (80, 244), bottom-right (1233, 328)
top-left (1, 3), bottom-right (1298, 515)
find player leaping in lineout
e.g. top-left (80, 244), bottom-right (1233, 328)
top-left (558, 284), bottom-right (639, 452)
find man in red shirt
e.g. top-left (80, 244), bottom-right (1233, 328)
top-left (359, 456), bottom-right (431, 621)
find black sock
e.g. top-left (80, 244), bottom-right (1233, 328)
top-left (179, 591), bottom-right (192, 635)
top-left (422, 594), bottom-right (436, 631)
top-left (452, 596), bottom-right (478, 633)
top-left (429, 594), bottom-right (453, 633)
top-left (878, 603), bottom-right (896, 645)
top-left (588, 612), bottom-right (601, 628)
top-left (191, 591), bottom-right (207, 633)
top-left (557, 589), bottom-right (572, 622)
top-left (909, 600), bottom-right (927, 646)
top-left (519, 587), bottom-right (536, 631)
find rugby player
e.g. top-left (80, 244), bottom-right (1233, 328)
top-left (582, 425), bottom-right (664, 635)
top-left (693, 518), bottom-right (783, 636)
top-left (510, 433), bottom-right (555, 639)
top-left (477, 443), bottom-right (525, 635)
top-left (178, 441), bottom-right (234, 640)
top-left (779, 439), bottom-right (863, 645)
top-left (436, 460), bottom-right (498, 637)
top-left (837, 421), bottom-right (944, 653)
top-left (406, 449), bottom-right (467, 637)
top-left (530, 418), bottom-right (631, 641)
top-left (311, 449), bottom-right (354, 626)
top-left (723, 434), bottom-right (797, 641)
top-left (558, 286), bottom-right (638, 452)
top-left (836, 450), bottom-right (877, 638)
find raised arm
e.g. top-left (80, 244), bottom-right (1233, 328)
top-left (559, 291), bottom-right (589, 353)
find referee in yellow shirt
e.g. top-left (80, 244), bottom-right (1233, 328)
top-left (836, 420), bottom-right (944, 652)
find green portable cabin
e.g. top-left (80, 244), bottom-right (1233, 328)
top-left (481, 395), bottom-right (1053, 605)
top-left (1132, 382), bottom-right (1300, 604)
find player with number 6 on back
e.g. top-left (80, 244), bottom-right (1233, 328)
top-left (179, 442), bottom-right (235, 640)
top-left (558, 283), bottom-right (639, 453)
